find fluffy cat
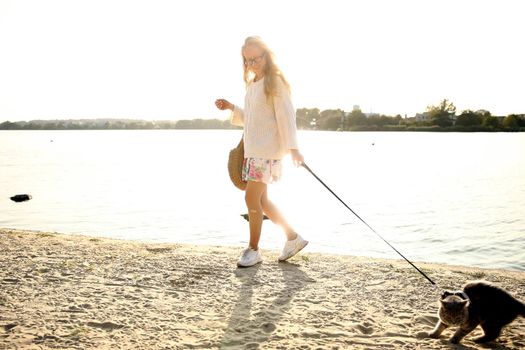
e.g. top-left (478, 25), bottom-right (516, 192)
top-left (428, 280), bottom-right (525, 344)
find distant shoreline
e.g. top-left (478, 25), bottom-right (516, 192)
top-left (0, 124), bottom-right (523, 132)
top-left (1, 117), bottom-right (524, 132)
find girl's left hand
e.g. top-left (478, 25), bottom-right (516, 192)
top-left (290, 149), bottom-right (304, 167)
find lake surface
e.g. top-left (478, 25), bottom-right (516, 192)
top-left (1, 130), bottom-right (524, 271)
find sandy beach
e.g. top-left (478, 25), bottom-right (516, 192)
top-left (1, 228), bottom-right (524, 349)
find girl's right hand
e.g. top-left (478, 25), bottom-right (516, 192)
top-left (215, 99), bottom-right (234, 111)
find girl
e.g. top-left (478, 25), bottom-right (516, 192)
top-left (215, 36), bottom-right (308, 267)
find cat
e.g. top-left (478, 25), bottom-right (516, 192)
top-left (428, 280), bottom-right (525, 344)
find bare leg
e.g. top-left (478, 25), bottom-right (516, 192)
top-left (244, 181), bottom-right (267, 250)
top-left (261, 189), bottom-right (297, 240)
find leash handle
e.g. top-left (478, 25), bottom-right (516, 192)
top-left (301, 162), bottom-right (436, 286)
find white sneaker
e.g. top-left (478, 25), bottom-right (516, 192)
top-left (237, 247), bottom-right (263, 267)
top-left (278, 234), bottom-right (308, 261)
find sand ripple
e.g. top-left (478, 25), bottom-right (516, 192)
top-left (1, 229), bottom-right (524, 349)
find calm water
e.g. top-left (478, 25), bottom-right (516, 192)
top-left (1, 130), bottom-right (524, 271)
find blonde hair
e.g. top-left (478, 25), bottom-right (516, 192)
top-left (241, 36), bottom-right (290, 102)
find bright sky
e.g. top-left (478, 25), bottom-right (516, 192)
top-left (1, 0), bottom-right (524, 122)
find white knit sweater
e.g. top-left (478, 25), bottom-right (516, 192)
top-left (231, 77), bottom-right (298, 160)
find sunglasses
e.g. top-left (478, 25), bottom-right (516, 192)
top-left (244, 53), bottom-right (265, 66)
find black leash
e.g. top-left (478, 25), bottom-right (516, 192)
top-left (301, 162), bottom-right (436, 286)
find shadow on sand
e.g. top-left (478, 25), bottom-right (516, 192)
top-left (219, 261), bottom-right (314, 349)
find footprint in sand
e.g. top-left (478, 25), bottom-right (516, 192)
top-left (146, 247), bottom-right (172, 253)
top-left (87, 321), bottom-right (124, 331)
top-left (2, 324), bottom-right (17, 332)
top-left (356, 323), bottom-right (374, 335)
top-left (261, 322), bottom-right (276, 333)
top-left (415, 331), bottom-right (430, 339)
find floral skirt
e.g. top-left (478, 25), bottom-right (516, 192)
top-left (242, 158), bottom-right (282, 184)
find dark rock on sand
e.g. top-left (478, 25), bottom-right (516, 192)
top-left (10, 194), bottom-right (32, 202)
top-left (241, 213), bottom-right (269, 221)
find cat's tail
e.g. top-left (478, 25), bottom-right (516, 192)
top-left (520, 301), bottom-right (525, 317)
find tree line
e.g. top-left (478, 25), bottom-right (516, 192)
top-left (296, 100), bottom-right (524, 132)
top-left (1, 100), bottom-right (524, 131)
top-left (0, 118), bottom-right (237, 130)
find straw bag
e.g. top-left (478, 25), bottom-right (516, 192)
top-left (228, 136), bottom-right (247, 191)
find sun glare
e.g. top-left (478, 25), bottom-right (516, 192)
top-left (0, 0), bottom-right (523, 121)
